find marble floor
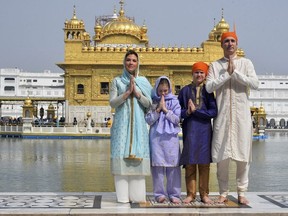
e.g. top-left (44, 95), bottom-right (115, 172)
top-left (0, 192), bottom-right (287, 215)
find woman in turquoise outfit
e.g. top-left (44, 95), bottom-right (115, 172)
top-left (109, 50), bottom-right (152, 203)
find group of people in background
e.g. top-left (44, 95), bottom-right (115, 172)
top-left (109, 31), bottom-right (259, 205)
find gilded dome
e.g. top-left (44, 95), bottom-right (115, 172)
top-left (208, 26), bottom-right (216, 41)
top-left (258, 106), bottom-right (266, 115)
top-left (103, 18), bottom-right (140, 34)
top-left (216, 17), bottom-right (229, 33)
top-left (211, 10), bottom-right (230, 42)
top-left (141, 23), bottom-right (147, 33)
top-left (94, 1), bottom-right (148, 44)
top-left (100, 1), bottom-right (143, 40)
top-left (95, 22), bottom-right (102, 32)
top-left (216, 9), bottom-right (229, 33)
top-left (24, 97), bottom-right (32, 106)
top-left (102, 13), bottom-right (141, 37)
top-left (70, 16), bottom-right (80, 25)
top-left (65, 5), bottom-right (85, 28)
top-left (48, 103), bottom-right (54, 110)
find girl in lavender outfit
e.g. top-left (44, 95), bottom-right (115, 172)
top-left (145, 76), bottom-right (182, 204)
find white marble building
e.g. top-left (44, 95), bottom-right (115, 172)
top-left (0, 68), bottom-right (65, 120)
top-left (249, 74), bottom-right (288, 128)
top-left (1, 68), bottom-right (287, 128)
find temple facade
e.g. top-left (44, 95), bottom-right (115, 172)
top-left (1, 2), bottom-right (286, 130)
top-left (57, 1), bottom-right (245, 124)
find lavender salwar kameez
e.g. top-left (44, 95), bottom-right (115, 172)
top-left (145, 76), bottom-right (181, 201)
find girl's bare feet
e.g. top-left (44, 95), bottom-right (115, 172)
top-left (170, 197), bottom-right (181, 204)
top-left (201, 195), bottom-right (213, 204)
top-left (183, 196), bottom-right (195, 204)
top-left (156, 196), bottom-right (166, 203)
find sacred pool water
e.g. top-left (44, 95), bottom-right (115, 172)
top-left (0, 131), bottom-right (287, 192)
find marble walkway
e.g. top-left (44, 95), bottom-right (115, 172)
top-left (0, 192), bottom-right (287, 215)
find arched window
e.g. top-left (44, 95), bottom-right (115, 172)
top-left (259, 117), bottom-right (265, 126)
top-left (77, 84), bottom-right (84, 94)
top-left (174, 85), bottom-right (181, 95)
top-left (25, 110), bottom-right (30, 118)
top-left (100, 82), bottom-right (109, 94)
top-left (270, 119), bottom-right (276, 128)
top-left (280, 119), bottom-right (285, 128)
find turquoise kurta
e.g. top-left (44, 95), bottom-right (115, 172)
top-left (110, 70), bottom-right (152, 176)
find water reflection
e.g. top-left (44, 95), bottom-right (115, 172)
top-left (0, 132), bottom-right (287, 192)
top-left (0, 139), bottom-right (114, 192)
top-left (250, 131), bottom-right (288, 192)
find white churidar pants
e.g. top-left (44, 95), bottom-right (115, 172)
top-left (114, 175), bottom-right (146, 203)
top-left (217, 158), bottom-right (250, 197)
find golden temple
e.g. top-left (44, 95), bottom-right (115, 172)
top-left (57, 0), bottom-right (245, 123)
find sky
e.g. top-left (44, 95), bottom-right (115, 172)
top-left (0, 0), bottom-right (287, 75)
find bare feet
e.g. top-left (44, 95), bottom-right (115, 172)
top-left (238, 196), bottom-right (249, 205)
top-left (183, 196), bottom-right (195, 204)
top-left (156, 196), bottom-right (166, 203)
top-left (201, 195), bottom-right (213, 204)
top-left (170, 197), bottom-right (181, 204)
top-left (215, 195), bottom-right (228, 203)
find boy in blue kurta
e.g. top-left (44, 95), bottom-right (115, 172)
top-left (145, 76), bottom-right (182, 204)
top-left (178, 62), bottom-right (217, 204)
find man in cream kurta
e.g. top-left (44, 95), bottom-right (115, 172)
top-left (206, 31), bottom-right (259, 205)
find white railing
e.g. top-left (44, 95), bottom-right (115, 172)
top-left (0, 125), bottom-right (23, 132)
top-left (0, 125), bottom-right (110, 135)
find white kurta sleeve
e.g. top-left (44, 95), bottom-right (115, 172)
top-left (206, 62), bottom-right (231, 93)
top-left (232, 59), bottom-right (259, 90)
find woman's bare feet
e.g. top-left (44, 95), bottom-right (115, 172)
top-left (238, 196), bottom-right (249, 205)
top-left (201, 195), bottom-right (213, 204)
top-left (183, 196), bottom-right (195, 204)
top-left (215, 195), bottom-right (228, 203)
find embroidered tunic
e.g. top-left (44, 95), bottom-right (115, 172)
top-left (206, 57), bottom-right (259, 163)
top-left (110, 69), bottom-right (152, 175)
top-left (178, 83), bottom-right (217, 165)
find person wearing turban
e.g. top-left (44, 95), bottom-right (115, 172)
top-left (206, 31), bottom-right (259, 205)
top-left (178, 62), bottom-right (217, 204)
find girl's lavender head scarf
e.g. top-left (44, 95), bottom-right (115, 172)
top-left (152, 76), bottom-right (181, 134)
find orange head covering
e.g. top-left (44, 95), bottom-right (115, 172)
top-left (192, 62), bottom-right (209, 76)
top-left (221, 32), bottom-right (238, 43)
